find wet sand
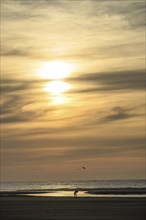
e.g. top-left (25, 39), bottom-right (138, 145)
top-left (0, 196), bottom-right (146, 220)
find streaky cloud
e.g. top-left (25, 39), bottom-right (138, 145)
top-left (70, 69), bottom-right (145, 92)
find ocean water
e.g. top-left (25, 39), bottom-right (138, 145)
top-left (0, 179), bottom-right (146, 192)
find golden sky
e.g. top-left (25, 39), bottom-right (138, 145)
top-left (1, 0), bottom-right (145, 181)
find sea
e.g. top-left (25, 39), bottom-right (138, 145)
top-left (1, 179), bottom-right (146, 192)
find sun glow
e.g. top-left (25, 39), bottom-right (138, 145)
top-left (40, 61), bottom-right (73, 105)
top-left (44, 81), bottom-right (71, 105)
top-left (38, 61), bottom-right (74, 79)
top-left (44, 81), bottom-right (71, 94)
top-left (52, 95), bottom-right (67, 105)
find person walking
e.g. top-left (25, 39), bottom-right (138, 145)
top-left (74, 190), bottom-right (78, 197)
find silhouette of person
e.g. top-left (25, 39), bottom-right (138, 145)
top-left (74, 190), bottom-right (78, 197)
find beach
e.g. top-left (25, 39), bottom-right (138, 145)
top-left (1, 196), bottom-right (146, 220)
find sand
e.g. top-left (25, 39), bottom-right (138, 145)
top-left (0, 196), bottom-right (146, 220)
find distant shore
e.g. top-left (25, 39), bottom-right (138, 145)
top-left (1, 196), bottom-right (146, 220)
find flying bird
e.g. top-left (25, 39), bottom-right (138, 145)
top-left (76, 166), bottom-right (86, 170)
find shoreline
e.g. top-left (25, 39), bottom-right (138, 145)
top-left (0, 188), bottom-right (146, 199)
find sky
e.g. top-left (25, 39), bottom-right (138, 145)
top-left (1, 0), bottom-right (145, 181)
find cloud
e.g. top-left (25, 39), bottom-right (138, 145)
top-left (1, 79), bottom-right (31, 93)
top-left (1, 0), bottom-right (145, 70)
top-left (2, 48), bottom-right (30, 57)
top-left (1, 134), bottom-right (145, 167)
top-left (0, 95), bottom-right (55, 124)
top-left (0, 78), bottom-right (56, 123)
top-left (78, 104), bottom-right (144, 128)
top-left (1, 79), bottom-right (35, 117)
top-left (97, 106), bottom-right (138, 124)
top-left (71, 69), bottom-right (145, 92)
top-left (1, 0), bottom-right (145, 181)
top-left (100, 0), bottom-right (145, 28)
top-left (1, 93), bottom-right (39, 123)
top-left (1, 68), bottom-right (145, 125)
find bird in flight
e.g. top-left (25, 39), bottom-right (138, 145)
top-left (76, 166), bottom-right (87, 170)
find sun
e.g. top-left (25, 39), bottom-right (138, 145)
top-left (44, 81), bottom-right (71, 105)
top-left (38, 61), bottom-right (74, 79)
top-left (44, 81), bottom-right (71, 94)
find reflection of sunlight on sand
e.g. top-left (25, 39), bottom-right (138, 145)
top-left (27, 191), bottom-right (146, 198)
top-left (28, 191), bottom-right (97, 197)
